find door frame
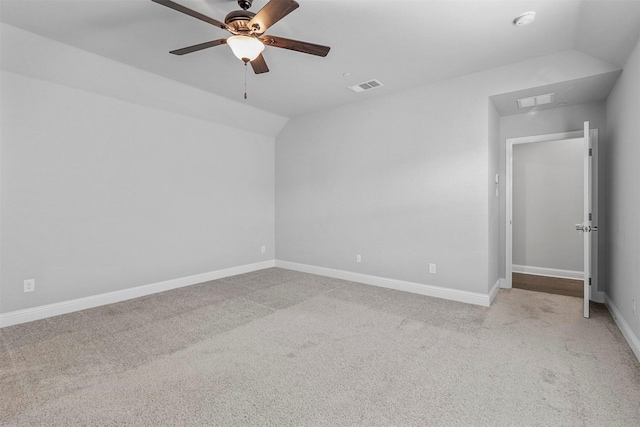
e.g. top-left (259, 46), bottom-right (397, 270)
top-left (505, 129), bottom-right (599, 297)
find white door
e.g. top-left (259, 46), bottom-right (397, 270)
top-left (581, 121), bottom-right (593, 318)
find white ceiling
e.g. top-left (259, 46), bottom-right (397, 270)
top-left (1, 0), bottom-right (639, 118)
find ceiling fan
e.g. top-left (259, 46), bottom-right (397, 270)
top-left (151, 0), bottom-right (330, 74)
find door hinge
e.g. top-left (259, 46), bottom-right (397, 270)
top-left (589, 148), bottom-right (593, 156)
top-left (589, 213), bottom-right (592, 221)
top-left (589, 277), bottom-right (592, 286)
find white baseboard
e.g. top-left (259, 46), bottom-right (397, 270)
top-left (0, 260), bottom-right (275, 328)
top-left (512, 264), bottom-right (584, 280)
top-left (489, 279), bottom-right (502, 304)
top-left (604, 294), bottom-right (640, 363)
top-left (275, 260), bottom-right (493, 307)
top-left (591, 291), bottom-right (605, 304)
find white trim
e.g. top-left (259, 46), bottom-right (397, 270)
top-left (276, 260), bottom-right (493, 307)
top-left (499, 278), bottom-right (508, 289)
top-left (506, 130), bottom-right (583, 289)
top-left (0, 260), bottom-right (275, 328)
top-left (489, 279), bottom-right (502, 304)
top-left (583, 121), bottom-right (590, 318)
top-left (605, 294), bottom-right (640, 363)
top-left (512, 265), bottom-right (584, 280)
top-left (505, 128), bottom-right (599, 300)
top-left (591, 291), bottom-right (605, 304)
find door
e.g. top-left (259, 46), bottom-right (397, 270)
top-left (581, 121), bottom-right (594, 318)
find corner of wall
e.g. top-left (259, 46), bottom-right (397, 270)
top-left (487, 99), bottom-right (501, 293)
top-left (603, 34), bottom-right (640, 361)
top-left (605, 295), bottom-right (640, 362)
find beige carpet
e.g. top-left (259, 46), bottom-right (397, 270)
top-left (1, 268), bottom-right (639, 425)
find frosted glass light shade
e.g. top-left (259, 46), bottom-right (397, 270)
top-left (513, 11), bottom-right (536, 26)
top-left (227, 36), bottom-right (265, 62)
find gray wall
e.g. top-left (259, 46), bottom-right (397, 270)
top-left (275, 77), bottom-right (490, 293)
top-left (512, 138), bottom-right (584, 272)
top-left (605, 36), bottom-right (640, 340)
top-left (488, 101), bottom-right (501, 289)
top-left (0, 33), bottom-right (276, 313)
top-left (276, 50), bottom-right (618, 297)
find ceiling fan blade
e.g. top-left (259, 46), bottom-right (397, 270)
top-left (248, 0), bottom-right (299, 35)
top-left (170, 39), bottom-right (227, 55)
top-left (250, 54), bottom-right (270, 74)
top-left (151, 0), bottom-right (228, 30)
top-left (262, 35), bottom-right (330, 57)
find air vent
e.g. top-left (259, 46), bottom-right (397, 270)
top-left (517, 93), bottom-right (555, 109)
top-left (348, 79), bottom-right (384, 93)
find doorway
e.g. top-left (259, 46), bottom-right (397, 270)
top-left (505, 127), bottom-right (598, 316)
top-left (511, 137), bottom-right (584, 297)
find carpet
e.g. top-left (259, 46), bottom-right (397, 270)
top-left (1, 268), bottom-right (639, 425)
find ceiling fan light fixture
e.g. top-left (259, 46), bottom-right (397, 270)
top-left (513, 11), bottom-right (536, 26)
top-left (227, 35), bottom-right (265, 62)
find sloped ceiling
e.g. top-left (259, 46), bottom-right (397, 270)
top-left (1, 0), bottom-right (639, 118)
top-left (490, 70), bottom-right (622, 117)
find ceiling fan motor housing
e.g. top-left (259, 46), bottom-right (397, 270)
top-left (225, 10), bottom-right (256, 32)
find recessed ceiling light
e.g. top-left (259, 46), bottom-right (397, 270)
top-left (517, 97), bottom-right (536, 109)
top-left (535, 93), bottom-right (554, 105)
top-left (513, 11), bottom-right (536, 26)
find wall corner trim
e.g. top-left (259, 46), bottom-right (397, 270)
top-left (591, 291), bottom-right (605, 304)
top-left (0, 260), bottom-right (276, 328)
top-left (275, 260), bottom-right (492, 307)
top-left (490, 279), bottom-right (503, 304)
top-left (604, 294), bottom-right (640, 363)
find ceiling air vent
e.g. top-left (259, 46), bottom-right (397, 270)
top-left (517, 93), bottom-right (555, 109)
top-left (348, 79), bottom-right (384, 93)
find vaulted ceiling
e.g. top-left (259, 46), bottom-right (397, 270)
top-left (1, 0), bottom-right (639, 118)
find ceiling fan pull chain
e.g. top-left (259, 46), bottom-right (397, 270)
top-left (244, 61), bottom-right (248, 99)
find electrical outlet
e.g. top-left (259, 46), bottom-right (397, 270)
top-left (429, 263), bottom-right (437, 274)
top-left (24, 279), bottom-right (35, 293)
top-left (261, 245), bottom-right (266, 254)
top-left (356, 254), bottom-right (362, 263)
